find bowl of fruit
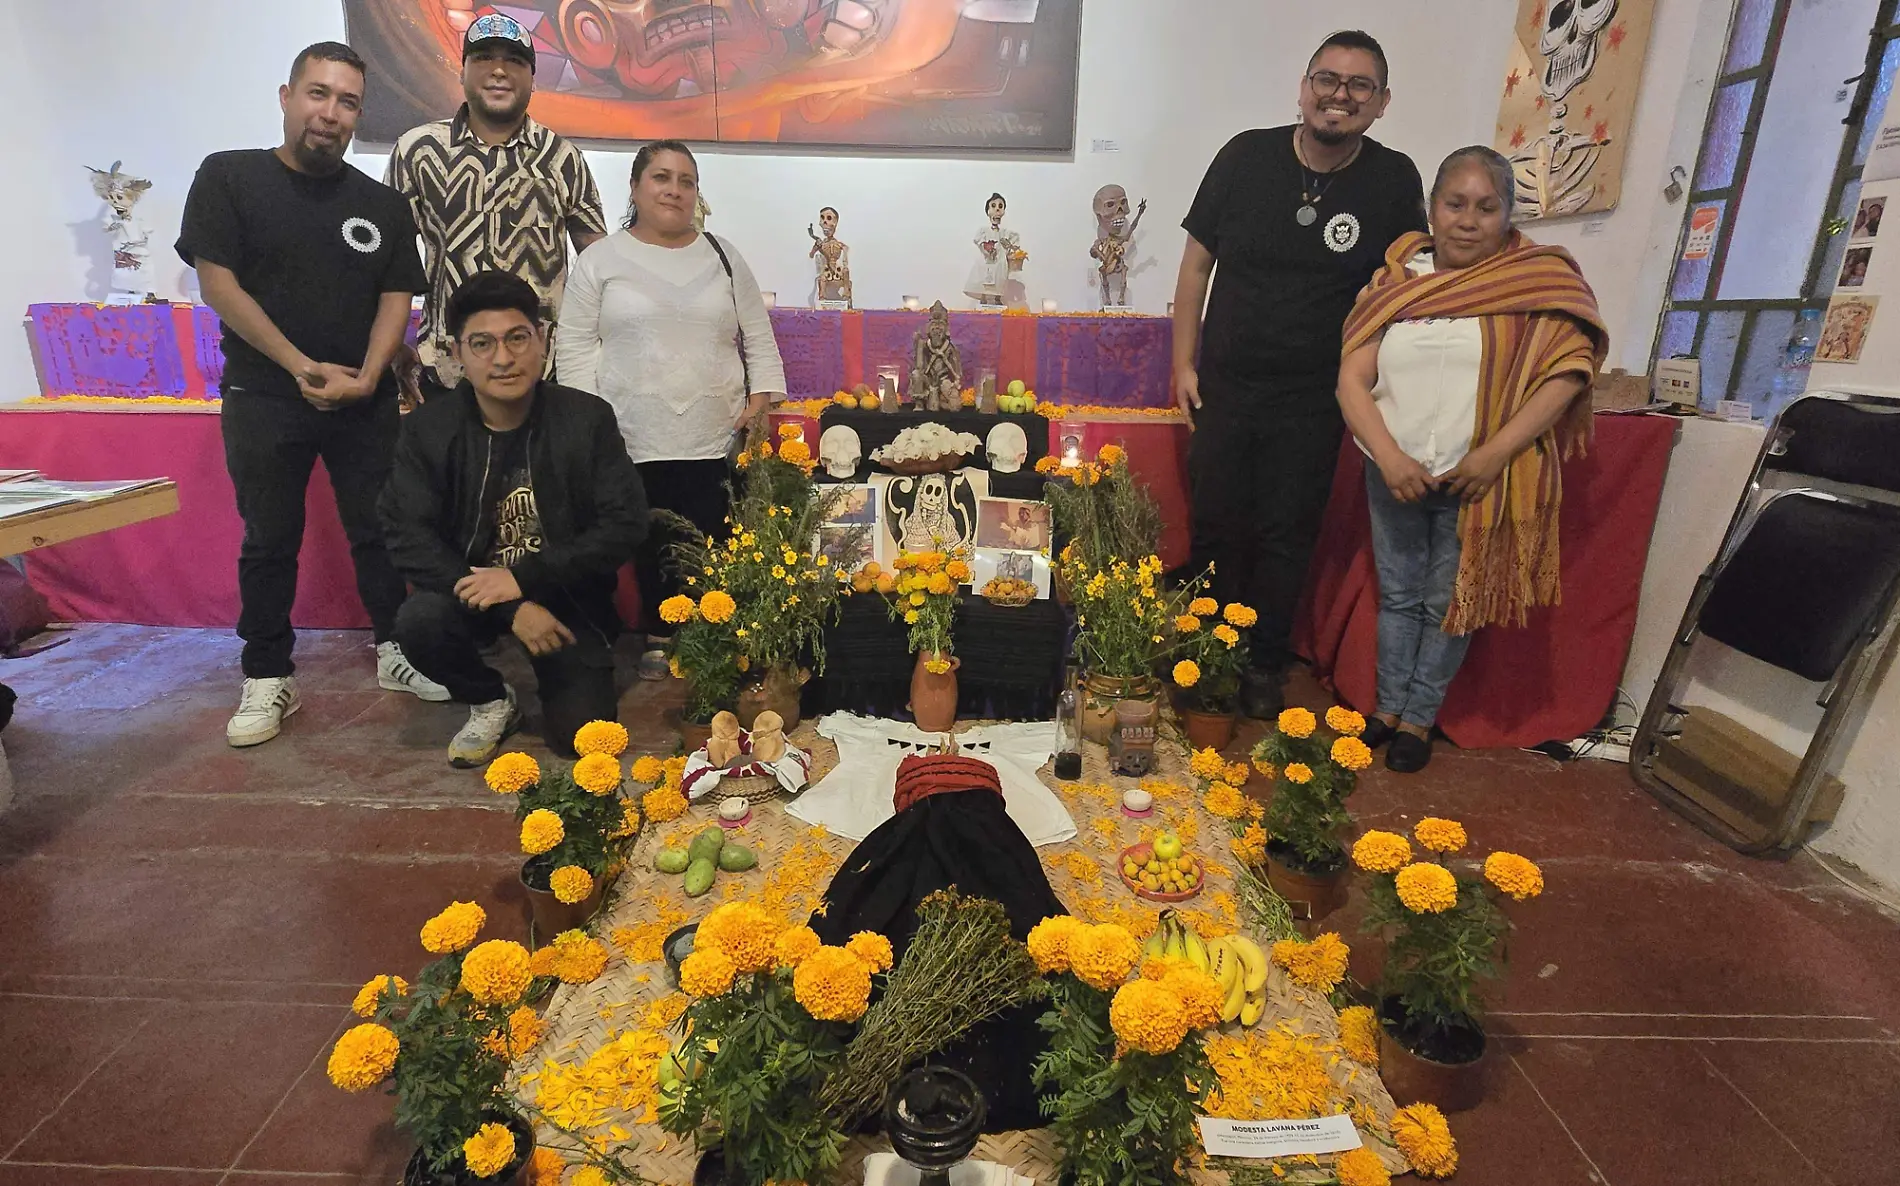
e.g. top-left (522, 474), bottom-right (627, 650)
top-left (1119, 830), bottom-right (1203, 901)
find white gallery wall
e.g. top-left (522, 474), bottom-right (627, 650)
top-left (2, 0), bottom-right (1733, 400)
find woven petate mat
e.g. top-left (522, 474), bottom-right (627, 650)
top-left (515, 719), bottom-right (1406, 1185)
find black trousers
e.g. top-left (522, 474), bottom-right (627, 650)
top-left (632, 458), bottom-right (731, 636)
top-left (220, 392), bottom-right (407, 678)
top-left (1187, 386), bottom-right (1344, 671)
top-left (391, 589), bottom-right (616, 759)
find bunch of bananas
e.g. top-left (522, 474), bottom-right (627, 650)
top-left (1143, 910), bottom-right (1270, 1026)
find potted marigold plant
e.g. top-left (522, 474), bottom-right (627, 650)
top-left (1063, 552), bottom-right (1197, 744)
top-left (1038, 443), bottom-right (1163, 577)
top-left (1026, 916), bottom-right (1224, 1186)
top-left (1351, 818), bottom-right (1545, 1113)
top-left (1169, 596), bottom-right (1258, 750)
top-left (329, 901), bottom-right (539, 1185)
top-left (1250, 707), bottom-right (1374, 923)
top-left (486, 721), bottom-right (645, 940)
top-left (882, 549), bottom-right (970, 732)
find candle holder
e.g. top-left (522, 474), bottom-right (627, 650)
top-left (884, 1066), bottom-right (985, 1186)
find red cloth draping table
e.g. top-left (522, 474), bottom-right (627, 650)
top-left (1294, 412), bottom-right (1677, 748)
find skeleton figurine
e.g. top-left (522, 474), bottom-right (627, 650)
top-left (907, 301), bottom-right (964, 412)
top-left (807, 206), bottom-right (853, 307)
top-left (1089, 185), bottom-right (1147, 309)
top-left (1509, 0), bottom-right (1619, 220)
top-left (87, 160), bottom-right (153, 301)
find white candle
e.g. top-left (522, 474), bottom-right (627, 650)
top-left (718, 797), bottom-right (749, 821)
top-left (1122, 788), bottom-right (1153, 813)
top-left (1041, 298), bottom-right (1059, 314)
top-left (902, 295), bottom-right (922, 311)
top-left (760, 290), bottom-right (777, 308)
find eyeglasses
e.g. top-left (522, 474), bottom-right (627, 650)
top-left (461, 327), bottom-right (537, 359)
top-left (1307, 71), bottom-right (1382, 103)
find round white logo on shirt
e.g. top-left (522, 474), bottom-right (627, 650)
top-left (1323, 213), bottom-right (1361, 253)
top-left (341, 217), bottom-right (383, 254)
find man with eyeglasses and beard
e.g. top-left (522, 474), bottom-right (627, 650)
top-left (1171, 29), bottom-right (1427, 720)
top-left (384, 12), bottom-right (606, 401)
top-left (380, 273), bottom-right (648, 767)
top-left (177, 41), bottom-right (445, 750)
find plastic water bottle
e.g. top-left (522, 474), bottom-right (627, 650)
top-left (1770, 309), bottom-right (1821, 405)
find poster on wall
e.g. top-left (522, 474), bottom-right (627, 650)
top-left (1816, 295), bottom-right (1879, 364)
top-left (342, 0), bottom-right (1082, 150)
top-left (1681, 203), bottom-right (1720, 260)
top-left (1491, 0), bottom-right (1658, 221)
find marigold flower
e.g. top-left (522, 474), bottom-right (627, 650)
top-left (846, 931), bottom-right (894, 973)
top-left (774, 924), bottom-right (822, 968)
top-left (1027, 915), bottom-right (1085, 973)
top-left (519, 808), bottom-right (565, 856)
top-left (571, 753), bottom-right (621, 795)
top-left (549, 865), bottom-right (595, 904)
top-left (927, 571), bottom-right (953, 595)
top-left (421, 900), bottom-right (487, 953)
top-left (1270, 932), bottom-right (1350, 993)
top-left (696, 901), bottom-right (783, 973)
top-left (699, 590), bottom-right (737, 623)
top-left (527, 1147), bottom-right (565, 1186)
top-left (461, 939), bottom-right (534, 1004)
top-left (1352, 830), bottom-right (1412, 874)
top-left (1331, 736), bottom-right (1374, 773)
top-left (1188, 596), bottom-right (1218, 616)
top-left (1484, 852), bottom-right (1545, 901)
top-left (463, 1122), bottom-right (516, 1179)
top-left (1172, 660), bottom-right (1201, 688)
top-left (1175, 614), bottom-right (1202, 633)
top-left (1338, 1005), bottom-right (1380, 1066)
top-left (1231, 822), bottom-right (1267, 866)
top-left (611, 799), bottom-right (643, 840)
top-left (658, 595), bottom-right (696, 624)
top-left (1204, 781), bottom-right (1245, 820)
top-left (1334, 1146), bottom-right (1391, 1186)
top-left (1392, 1102), bottom-right (1459, 1177)
top-left (485, 1003), bottom-right (547, 1059)
top-left (1414, 817), bottom-right (1468, 854)
top-left (643, 783), bottom-right (688, 823)
top-left (351, 974), bottom-right (408, 1018)
top-left (1096, 443), bottom-right (1126, 466)
top-left (680, 948), bottom-right (737, 996)
top-left (1069, 923), bottom-right (1142, 990)
top-left (550, 930), bottom-right (611, 983)
top-left (1277, 707), bottom-right (1317, 738)
top-left (1213, 623), bottom-right (1240, 647)
top-left (572, 719), bottom-right (630, 757)
top-left (1109, 978), bottom-right (1189, 1054)
top-left (484, 752), bottom-right (540, 794)
top-left (327, 1023), bottom-right (399, 1091)
top-left (1253, 758), bottom-right (1277, 779)
top-left (946, 559), bottom-right (972, 582)
top-left (778, 422), bottom-right (802, 440)
top-left (1188, 748), bottom-right (1227, 781)
top-left (1223, 603), bottom-right (1259, 628)
top-left (1163, 966), bottom-right (1226, 1030)
top-left (1224, 760), bottom-right (1250, 787)
top-left (780, 438), bottom-right (812, 464)
top-left (1034, 455), bottom-right (1061, 474)
top-left (1283, 763), bottom-right (1314, 784)
top-left (793, 944), bottom-right (874, 1021)
top-left (1325, 705), bottom-right (1367, 736)
top-left (1395, 863), bottom-right (1459, 914)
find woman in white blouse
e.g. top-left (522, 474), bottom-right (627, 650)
top-left (557, 140), bottom-right (785, 675)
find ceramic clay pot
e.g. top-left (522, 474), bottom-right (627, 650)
top-left (734, 665), bottom-right (809, 731)
top-left (1376, 997), bottom-right (1489, 1113)
top-left (1263, 844), bottom-right (1349, 923)
top-left (910, 651), bottom-right (961, 732)
top-left (520, 857), bottom-right (610, 939)
top-left (1179, 705), bottom-right (1237, 751)
top-left (1079, 673), bottom-right (1159, 745)
top-left (669, 707), bottom-right (716, 756)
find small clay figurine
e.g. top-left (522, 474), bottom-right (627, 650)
top-left (750, 711), bottom-right (787, 764)
top-left (965, 192), bottom-right (1024, 308)
top-left (706, 711), bottom-right (743, 767)
top-left (807, 206), bottom-right (853, 307)
top-left (1089, 185), bottom-right (1147, 310)
top-left (908, 302), bottom-right (964, 412)
top-left (87, 160), bottom-right (154, 302)
top-left (1108, 698), bottom-right (1158, 777)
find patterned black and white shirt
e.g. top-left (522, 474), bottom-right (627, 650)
top-left (384, 107), bottom-right (607, 382)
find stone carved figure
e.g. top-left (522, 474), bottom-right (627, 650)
top-left (908, 301), bottom-right (964, 411)
top-left (807, 206), bottom-right (853, 307)
top-left (1089, 185), bottom-right (1147, 309)
top-left (87, 160), bottom-right (154, 300)
top-left (964, 192), bottom-right (1024, 307)
top-left (1508, 0), bottom-right (1619, 219)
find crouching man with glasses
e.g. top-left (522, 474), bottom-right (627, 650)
top-left (379, 272), bottom-right (648, 766)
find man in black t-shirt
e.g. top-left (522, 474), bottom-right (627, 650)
top-left (1171, 29), bottom-right (1427, 719)
top-left (177, 41), bottom-right (444, 749)
top-left (381, 273), bottom-right (648, 766)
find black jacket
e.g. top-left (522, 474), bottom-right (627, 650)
top-left (379, 381), bottom-right (648, 625)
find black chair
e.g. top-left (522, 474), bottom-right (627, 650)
top-left (1631, 390), bottom-right (1900, 852)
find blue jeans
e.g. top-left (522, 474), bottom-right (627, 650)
top-left (1365, 466), bottom-right (1473, 728)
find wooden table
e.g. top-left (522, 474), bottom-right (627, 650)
top-left (0, 481), bottom-right (179, 556)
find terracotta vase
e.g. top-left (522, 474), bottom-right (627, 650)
top-left (1079, 673), bottom-right (1159, 745)
top-left (1376, 998), bottom-right (1489, 1112)
top-left (734, 665), bottom-right (809, 731)
top-left (1264, 845), bottom-right (1349, 923)
top-left (520, 858), bottom-right (610, 940)
top-left (403, 1113), bottom-right (534, 1185)
top-left (1179, 705), bottom-right (1237, 751)
top-left (910, 651), bottom-right (961, 732)
top-left (668, 707), bottom-right (715, 756)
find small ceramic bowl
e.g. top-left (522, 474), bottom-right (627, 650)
top-left (663, 924), bottom-right (699, 988)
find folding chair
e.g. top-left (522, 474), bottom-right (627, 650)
top-left (1630, 390), bottom-right (1900, 852)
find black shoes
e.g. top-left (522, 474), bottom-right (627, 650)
top-left (1360, 716), bottom-right (1396, 750)
top-left (1386, 730), bottom-right (1433, 773)
top-left (1239, 668), bottom-right (1285, 720)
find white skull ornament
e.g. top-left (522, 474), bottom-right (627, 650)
top-left (1541, 0), bottom-right (1618, 105)
top-left (818, 424), bottom-right (862, 479)
top-left (986, 422), bottom-right (1029, 474)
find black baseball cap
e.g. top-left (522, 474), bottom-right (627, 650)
top-left (464, 12), bottom-right (535, 67)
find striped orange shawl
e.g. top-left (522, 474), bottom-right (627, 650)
top-left (1342, 230), bottom-right (1607, 634)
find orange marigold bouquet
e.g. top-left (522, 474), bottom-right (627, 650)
top-left (1250, 706), bottom-right (1373, 876)
top-left (882, 549), bottom-right (964, 669)
top-left (1170, 599), bottom-right (1258, 713)
top-left (328, 900), bottom-right (537, 1179)
top-left (1027, 916), bottom-right (1222, 1186)
top-left (487, 721), bottom-right (646, 922)
top-left (1353, 818), bottom-right (1544, 1074)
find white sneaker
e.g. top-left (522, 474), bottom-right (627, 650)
top-left (228, 676), bottom-right (300, 748)
top-left (449, 685), bottom-right (521, 768)
top-left (377, 642), bottom-right (451, 702)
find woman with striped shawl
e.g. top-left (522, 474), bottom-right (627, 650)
top-left (1335, 146), bottom-right (1608, 772)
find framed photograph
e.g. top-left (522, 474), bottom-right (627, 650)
top-left (1839, 245), bottom-right (1873, 289)
top-left (822, 484), bottom-right (879, 527)
top-left (975, 497), bottom-right (1052, 554)
top-left (972, 548), bottom-right (1052, 599)
top-left (814, 525), bottom-right (875, 572)
top-left (1854, 195), bottom-right (1887, 241)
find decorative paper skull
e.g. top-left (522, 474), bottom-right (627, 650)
top-left (1093, 184), bottom-right (1132, 238)
top-left (819, 424), bottom-right (862, 479)
top-left (1540, 0), bottom-right (1618, 104)
top-left (985, 422), bottom-right (1029, 474)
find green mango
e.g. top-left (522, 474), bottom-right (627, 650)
top-left (654, 847), bottom-right (691, 874)
top-left (687, 825), bottom-right (726, 866)
top-left (683, 858), bottom-right (717, 897)
top-left (717, 844), bottom-right (757, 872)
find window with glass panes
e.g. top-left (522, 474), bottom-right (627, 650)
top-left (1657, 0), bottom-right (1900, 414)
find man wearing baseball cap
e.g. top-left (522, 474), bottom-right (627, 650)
top-left (384, 12), bottom-right (606, 398)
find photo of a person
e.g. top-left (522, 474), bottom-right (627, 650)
top-left (998, 552), bottom-right (1035, 583)
top-left (1839, 246), bottom-right (1872, 289)
top-left (1854, 196), bottom-right (1886, 241)
top-left (825, 485), bottom-right (877, 527)
top-left (816, 526), bottom-right (873, 571)
top-left (976, 498), bottom-right (1051, 552)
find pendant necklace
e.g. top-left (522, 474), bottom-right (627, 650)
top-left (1295, 126), bottom-right (1362, 227)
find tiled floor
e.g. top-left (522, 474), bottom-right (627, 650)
top-left (0, 624), bottom-right (1896, 1185)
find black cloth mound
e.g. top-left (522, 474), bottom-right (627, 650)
top-left (811, 789), bottom-right (1067, 1133)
